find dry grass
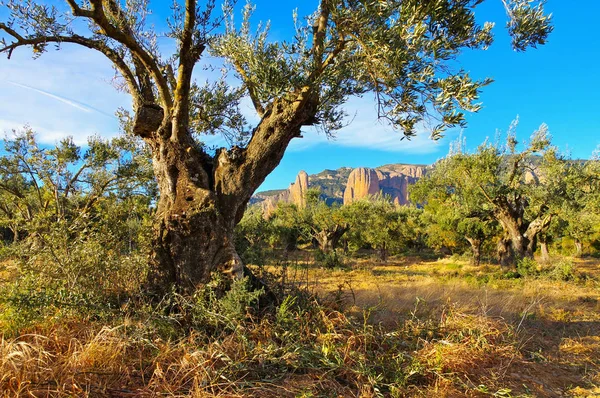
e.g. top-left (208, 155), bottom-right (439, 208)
top-left (1, 256), bottom-right (599, 397)
top-left (301, 256), bottom-right (600, 397)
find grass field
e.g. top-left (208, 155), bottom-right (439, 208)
top-left (301, 257), bottom-right (600, 397)
top-left (1, 255), bottom-right (599, 397)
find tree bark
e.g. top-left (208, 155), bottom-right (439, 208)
top-left (314, 225), bottom-right (348, 253)
top-left (540, 241), bottom-right (550, 262)
top-left (494, 203), bottom-right (551, 267)
top-left (466, 237), bottom-right (482, 266)
top-left (574, 240), bottom-right (583, 257)
top-left (145, 96), bottom-right (315, 294)
top-left (497, 237), bottom-right (514, 268)
top-left (379, 241), bottom-right (388, 262)
top-left (144, 134), bottom-right (244, 293)
top-left (10, 226), bottom-right (19, 243)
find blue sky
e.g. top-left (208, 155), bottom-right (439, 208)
top-left (1, 1), bottom-right (599, 192)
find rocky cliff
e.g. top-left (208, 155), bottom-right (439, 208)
top-left (343, 164), bottom-right (426, 205)
top-left (290, 171), bottom-right (309, 208)
top-left (343, 168), bottom-right (381, 205)
top-left (253, 163), bottom-right (428, 214)
top-left (257, 170), bottom-right (310, 216)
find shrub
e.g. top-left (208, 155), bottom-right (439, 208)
top-left (516, 257), bottom-right (538, 277)
top-left (315, 249), bottom-right (345, 269)
top-left (545, 259), bottom-right (576, 281)
top-left (189, 274), bottom-right (264, 334)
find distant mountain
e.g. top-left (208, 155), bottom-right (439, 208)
top-left (253, 163), bottom-right (429, 214)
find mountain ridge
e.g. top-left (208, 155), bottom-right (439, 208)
top-left (253, 163), bottom-right (430, 213)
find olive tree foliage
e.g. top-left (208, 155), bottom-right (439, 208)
top-left (554, 151), bottom-right (600, 257)
top-left (343, 197), bottom-right (425, 259)
top-left (233, 205), bottom-right (272, 265)
top-left (0, 0), bottom-right (552, 291)
top-left (301, 188), bottom-right (348, 253)
top-left (0, 127), bottom-right (155, 297)
top-left (268, 202), bottom-right (306, 251)
top-left (213, 0), bottom-right (552, 137)
top-left (412, 121), bottom-right (569, 267)
top-left (411, 154), bottom-right (498, 265)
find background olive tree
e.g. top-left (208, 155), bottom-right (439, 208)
top-left (0, 128), bottom-right (155, 311)
top-left (412, 122), bottom-right (572, 267)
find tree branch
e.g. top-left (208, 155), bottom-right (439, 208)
top-left (173, 0), bottom-right (205, 140)
top-left (65, 0), bottom-right (93, 18)
top-left (525, 212), bottom-right (552, 240)
top-left (214, 87), bottom-right (315, 220)
top-left (0, 23), bottom-right (142, 106)
top-left (233, 61), bottom-right (265, 116)
top-left (307, 37), bottom-right (347, 85)
top-left (86, 0), bottom-right (173, 112)
top-left (64, 164), bottom-right (87, 198)
top-left (132, 57), bottom-right (155, 103)
top-left (312, 0), bottom-right (330, 70)
top-left (0, 182), bottom-right (26, 200)
top-left (507, 151), bottom-right (530, 187)
top-left (164, 63), bottom-right (177, 91)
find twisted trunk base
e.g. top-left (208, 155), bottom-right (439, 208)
top-left (142, 137), bottom-right (248, 295)
top-left (314, 225), bottom-right (348, 253)
top-left (497, 237), bottom-right (514, 268)
top-left (141, 94), bottom-right (312, 296)
top-left (466, 237), bottom-right (482, 266)
top-left (147, 199), bottom-right (243, 294)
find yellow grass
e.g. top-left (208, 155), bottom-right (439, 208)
top-left (1, 256), bottom-right (599, 397)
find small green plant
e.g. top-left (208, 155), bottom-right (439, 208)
top-left (503, 270), bottom-right (521, 279)
top-left (315, 249), bottom-right (344, 269)
top-left (517, 257), bottom-right (538, 277)
top-left (189, 274), bottom-right (264, 333)
top-left (545, 259), bottom-right (576, 281)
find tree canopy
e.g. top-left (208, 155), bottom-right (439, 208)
top-left (1, 0), bottom-right (552, 140)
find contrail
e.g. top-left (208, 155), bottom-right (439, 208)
top-left (5, 80), bottom-right (116, 119)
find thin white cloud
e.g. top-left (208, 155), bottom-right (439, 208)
top-left (0, 45), bottom-right (128, 144)
top-left (5, 80), bottom-right (116, 118)
top-left (0, 43), bottom-right (450, 156)
top-left (286, 95), bottom-right (454, 154)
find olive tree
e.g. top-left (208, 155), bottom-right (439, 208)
top-left (413, 122), bottom-right (570, 267)
top-left (0, 127), bottom-right (154, 294)
top-left (0, 0), bottom-right (552, 291)
top-left (412, 158), bottom-right (498, 265)
top-left (557, 153), bottom-right (600, 257)
top-left (268, 202), bottom-right (305, 251)
top-left (302, 188), bottom-right (348, 253)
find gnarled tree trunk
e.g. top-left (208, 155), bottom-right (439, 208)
top-left (144, 132), bottom-right (243, 292)
top-left (494, 200), bottom-right (552, 268)
top-left (497, 236), bottom-right (514, 268)
top-left (465, 237), bottom-right (482, 266)
top-left (313, 224), bottom-right (349, 253)
top-left (378, 241), bottom-right (388, 262)
top-left (144, 97), bottom-right (316, 294)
